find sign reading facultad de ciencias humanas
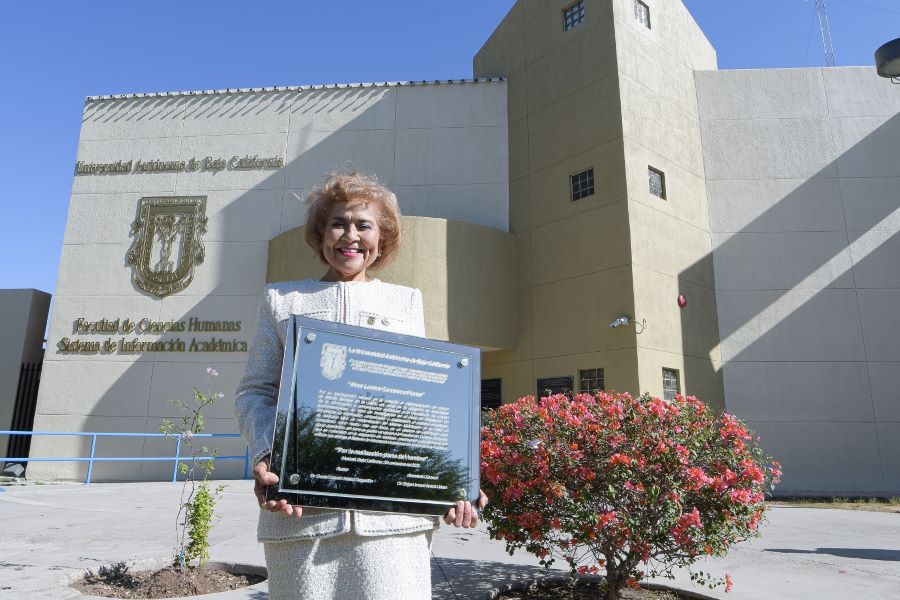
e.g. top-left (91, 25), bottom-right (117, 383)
top-left (74, 155), bottom-right (284, 175)
top-left (56, 316), bottom-right (248, 354)
top-left (267, 316), bottom-right (481, 516)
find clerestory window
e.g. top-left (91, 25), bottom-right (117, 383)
top-left (634, 0), bottom-right (651, 29)
top-left (570, 168), bottom-right (595, 201)
top-left (563, 1), bottom-right (586, 31)
top-left (649, 166), bottom-right (666, 199)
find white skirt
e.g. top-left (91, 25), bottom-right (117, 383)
top-left (264, 530), bottom-right (432, 600)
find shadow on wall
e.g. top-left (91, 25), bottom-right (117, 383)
top-left (678, 112), bottom-right (900, 494)
top-left (53, 84), bottom-right (507, 481)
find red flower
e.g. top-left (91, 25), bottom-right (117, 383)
top-left (596, 511), bottom-right (617, 529)
top-left (684, 467), bottom-right (712, 489)
top-left (609, 453), bottom-right (632, 466)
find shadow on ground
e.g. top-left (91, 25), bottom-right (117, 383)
top-left (431, 557), bottom-right (552, 599)
top-left (766, 547), bottom-right (900, 562)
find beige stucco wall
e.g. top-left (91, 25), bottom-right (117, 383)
top-left (475, 0), bottom-right (639, 403)
top-left (30, 80), bottom-right (509, 481)
top-left (474, 0), bottom-right (723, 406)
top-left (612, 0), bottom-right (723, 409)
top-left (267, 216), bottom-right (518, 351)
top-left (698, 66), bottom-right (900, 494)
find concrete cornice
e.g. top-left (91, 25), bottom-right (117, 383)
top-left (85, 77), bottom-right (507, 103)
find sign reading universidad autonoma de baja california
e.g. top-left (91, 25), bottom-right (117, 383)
top-left (77, 154), bottom-right (284, 297)
top-left (75, 155), bottom-right (285, 174)
top-left (268, 316), bottom-right (481, 516)
top-left (54, 152), bottom-right (285, 356)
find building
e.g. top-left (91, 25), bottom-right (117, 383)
top-left (1, 289), bottom-right (50, 474)
top-left (25, 0), bottom-right (900, 495)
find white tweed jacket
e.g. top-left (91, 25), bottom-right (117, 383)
top-left (235, 278), bottom-right (440, 542)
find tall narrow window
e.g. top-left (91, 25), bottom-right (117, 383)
top-left (648, 166), bottom-right (666, 199)
top-left (634, 0), bottom-right (651, 29)
top-left (662, 368), bottom-right (680, 401)
top-left (579, 368), bottom-right (605, 394)
top-left (563, 1), bottom-right (585, 31)
top-left (537, 376), bottom-right (574, 398)
top-left (481, 378), bottom-right (502, 411)
top-left (570, 168), bottom-right (595, 201)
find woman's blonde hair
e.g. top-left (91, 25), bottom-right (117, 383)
top-left (303, 172), bottom-right (402, 270)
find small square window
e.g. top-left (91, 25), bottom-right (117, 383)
top-left (579, 368), bottom-right (605, 394)
top-left (563, 1), bottom-right (585, 31)
top-left (537, 376), bottom-right (574, 399)
top-left (634, 0), bottom-right (651, 29)
top-left (648, 166), bottom-right (666, 199)
top-left (570, 168), bottom-right (595, 201)
top-left (662, 368), bottom-right (680, 401)
top-left (481, 378), bottom-right (502, 411)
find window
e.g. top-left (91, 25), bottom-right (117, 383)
top-left (563, 1), bottom-right (585, 31)
top-left (648, 166), bottom-right (666, 199)
top-left (634, 0), bottom-right (651, 29)
top-left (570, 168), bottom-right (595, 201)
top-left (579, 368), bottom-right (605, 394)
top-left (537, 376), bottom-right (574, 399)
top-left (662, 368), bottom-right (680, 401)
top-left (481, 378), bottom-right (502, 411)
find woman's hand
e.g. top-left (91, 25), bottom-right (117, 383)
top-left (443, 489), bottom-right (489, 528)
top-left (254, 456), bottom-right (302, 518)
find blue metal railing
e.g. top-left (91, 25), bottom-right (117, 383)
top-left (0, 430), bottom-right (251, 484)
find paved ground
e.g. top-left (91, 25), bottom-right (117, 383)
top-left (1, 480), bottom-right (899, 599)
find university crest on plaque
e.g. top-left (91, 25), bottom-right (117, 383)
top-left (319, 343), bottom-right (347, 381)
top-left (127, 196), bottom-right (208, 297)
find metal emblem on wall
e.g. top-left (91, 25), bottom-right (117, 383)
top-left (127, 196), bottom-right (208, 298)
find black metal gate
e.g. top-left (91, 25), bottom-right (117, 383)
top-left (5, 362), bottom-right (42, 469)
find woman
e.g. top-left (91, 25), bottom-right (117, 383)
top-left (235, 172), bottom-right (486, 600)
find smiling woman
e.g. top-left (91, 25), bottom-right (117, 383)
top-left (303, 172), bottom-right (403, 282)
top-left (320, 203), bottom-right (380, 282)
top-left (234, 171), bottom-right (487, 600)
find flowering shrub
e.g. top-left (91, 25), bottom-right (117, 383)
top-left (480, 392), bottom-right (780, 600)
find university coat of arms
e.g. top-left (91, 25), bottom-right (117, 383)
top-left (127, 196), bottom-right (208, 297)
top-left (320, 343), bottom-right (348, 381)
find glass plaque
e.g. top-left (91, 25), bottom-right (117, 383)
top-left (266, 316), bottom-right (481, 515)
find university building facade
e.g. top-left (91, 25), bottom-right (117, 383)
top-left (19, 0), bottom-right (900, 495)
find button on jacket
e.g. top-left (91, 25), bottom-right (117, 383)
top-left (234, 278), bottom-right (439, 541)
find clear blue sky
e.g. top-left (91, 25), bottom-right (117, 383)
top-left (1, 0), bottom-right (897, 294)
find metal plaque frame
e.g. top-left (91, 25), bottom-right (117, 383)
top-left (266, 316), bottom-right (481, 516)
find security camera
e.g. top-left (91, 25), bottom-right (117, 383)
top-left (609, 316), bottom-right (631, 328)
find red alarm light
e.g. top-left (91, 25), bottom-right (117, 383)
top-left (677, 294), bottom-right (687, 308)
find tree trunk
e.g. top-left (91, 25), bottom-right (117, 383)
top-left (603, 565), bottom-right (624, 600)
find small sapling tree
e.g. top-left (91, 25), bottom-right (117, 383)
top-left (160, 367), bottom-right (226, 568)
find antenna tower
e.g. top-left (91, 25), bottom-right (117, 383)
top-left (814, 0), bottom-right (837, 67)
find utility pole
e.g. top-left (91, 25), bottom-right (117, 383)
top-left (814, 0), bottom-right (837, 67)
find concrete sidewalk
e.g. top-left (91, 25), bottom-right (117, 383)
top-left (1, 480), bottom-right (898, 599)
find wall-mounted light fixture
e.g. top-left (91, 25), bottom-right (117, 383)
top-left (608, 315), bottom-right (646, 334)
top-left (875, 38), bottom-right (900, 83)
